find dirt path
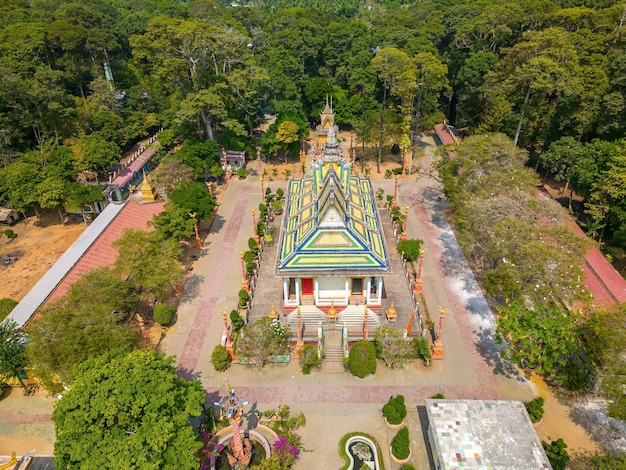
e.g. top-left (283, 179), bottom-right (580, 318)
top-left (0, 214), bottom-right (86, 301)
top-left (531, 374), bottom-right (600, 453)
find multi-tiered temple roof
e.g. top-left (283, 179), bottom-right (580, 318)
top-left (277, 115), bottom-right (389, 276)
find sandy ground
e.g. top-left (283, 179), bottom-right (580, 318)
top-left (0, 213), bottom-right (86, 302)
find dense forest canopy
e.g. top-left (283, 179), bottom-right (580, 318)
top-left (0, 0), bottom-right (624, 256)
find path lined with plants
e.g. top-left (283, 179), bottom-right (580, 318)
top-left (176, 187), bottom-right (253, 379)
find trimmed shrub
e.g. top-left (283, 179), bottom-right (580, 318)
top-left (391, 426), bottom-right (410, 460)
top-left (397, 238), bottom-right (424, 261)
top-left (348, 340), bottom-right (377, 378)
top-left (238, 289), bottom-right (249, 307)
top-left (236, 167), bottom-right (246, 178)
top-left (153, 304), bottom-right (175, 326)
top-left (299, 344), bottom-right (321, 375)
top-left (525, 396), bottom-right (544, 423)
top-left (276, 188), bottom-right (284, 199)
top-left (230, 310), bottom-right (244, 332)
top-left (248, 237), bottom-right (259, 255)
top-left (3, 229), bottom-right (17, 239)
top-left (256, 222), bottom-right (265, 237)
top-left (542, 439), bottom-right (569, 470)
top-left (382, 395), bottom-right (407, 424)
top-left (211, 345), bottom-right (231, 371)
top-left (431, 393), bottom-right (445, 399)
top-left (243, 251), bottom-right (254, 263)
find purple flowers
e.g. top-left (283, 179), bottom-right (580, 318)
top-left (273, 435), bottom-right (300, 463)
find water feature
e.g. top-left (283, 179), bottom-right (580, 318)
top-left (345, 435), bottom-right (380, 470)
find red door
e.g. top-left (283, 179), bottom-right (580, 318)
top-left (301, 278), bottom-right (313, 295)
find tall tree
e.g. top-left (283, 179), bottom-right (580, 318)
top-left (113, 229), bottom-right (184, 301)
top-left (53, 349), bottom-right (204, 470)
top-left (371, 47), bottom-right (412, 172)
top-left (0, 320), bottom-right (28, 388)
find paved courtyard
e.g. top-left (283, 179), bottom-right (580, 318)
top-left (162, 136), bottom-right (534, 469)
top-left (0, 136), bottom-right (534, 468)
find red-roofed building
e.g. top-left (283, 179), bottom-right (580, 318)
top-left (46, 201), bottom-right (166, 304)
top-left (565, 219), bottom-right (626, 305)
top-left (433, 123), bottom-right (459, 158)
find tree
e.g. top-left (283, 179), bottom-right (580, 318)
top-left (113, 229), bottom-right (184, 301)
top-left (396, 239), bottom-right (424, 262)
top-left (35, 176), bottom-right (67, 224)
top-left (53, 349), bottom-right (204, 470)
top-left (275, 120), bottom-right (300, 162)
top-left (0, 298), bottom-right (18, 321)
top-left (26, 268), bottom-right (139, 389)
top-left (348, 340), bottom-right (377, 378)
top-left (150, 157), bottom-right (196, 198)
top-left (495, 301), bottom-right (589, 389)
top-left (238, 318), bottom-right (288, 367)
top-left (151, 203), bottom-right (196, 241)
top-left (374, 326), bottom-right (414, 369)
top-left (0, 162), bottom-right (41, 214)
top-left (371, 47), bottom-right (412, 173)
top-left (71, 132), bottom-right (121, 177)
top-left (0, 320), bottom-right (27, 388)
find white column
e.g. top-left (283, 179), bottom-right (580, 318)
top-left (377, 277), bottom-right (383, 304)
top-left (295, 278), bottom-right (301, 304)
top-left (365, 277), bottom-right (372, 304)
top-left (344, 277), bottom-right (350, 304)
top-left (283, 278), bottom-right (289, 305)
top-left (314, 278), bottom-right (319, 304)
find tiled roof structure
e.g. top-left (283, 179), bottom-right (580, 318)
top-left (425, 400), bottom-right (552, 470)
top-left (46, 201), bottom-right (165, 303)
top-left (277, 121), bottom-right (389, 276)
top-left (6, 202), bottom-right (165, 327)
top-left (565, 219), bottom-right (626, 304)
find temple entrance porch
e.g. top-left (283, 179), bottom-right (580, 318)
top-left (282, 275), bottom-right (384, 309)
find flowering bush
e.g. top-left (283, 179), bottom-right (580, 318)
top-left (273, 435), bottom-right (300, 466)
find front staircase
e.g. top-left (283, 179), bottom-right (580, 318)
top-left (285, 305), bottom-right (381, 339)
top-left (320, 328), bottom-right (345, 374)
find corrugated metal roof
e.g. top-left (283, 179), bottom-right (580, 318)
top-left (5, 203), bottom-right (126, 327)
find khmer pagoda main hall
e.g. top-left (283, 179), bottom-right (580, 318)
top-left (276, 103), bottom-right (390, 314)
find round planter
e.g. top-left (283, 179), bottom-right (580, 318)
top-left (421, 358), bottom-right (432, 368)
top-left (384, 417), bottom-right (405, 429)
top-left (390, 446), bottom-right (412, 465)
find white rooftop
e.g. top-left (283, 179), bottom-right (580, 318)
top-left (425, 399), bottom-right (552, 470)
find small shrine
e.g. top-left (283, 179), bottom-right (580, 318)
top-left (140, 170), bottom-right (157, 203)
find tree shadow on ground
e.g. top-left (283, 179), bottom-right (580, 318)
top-left (416, 405), bottom-right (436, 468)
top-left (176, 366), bottom-right (202, 382)
top-left (567, 398), bottom-right (626, 453)
top-left (180, 273), bottom-right (204, 302)
top-left (474, 328), bottom-right (524, 381)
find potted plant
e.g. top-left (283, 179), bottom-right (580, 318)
top-left (271, 200), bottom-right (283, 215)
top-left (525, 397), bottom-right (544, 427)
top-left (390, 426), bottom-right (411, 464)
top-left (382, 395), bottom-right (407, 428)
top-left (238, 289), bottom-right (249, 309)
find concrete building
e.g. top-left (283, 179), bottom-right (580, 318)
top-left (425, 399), bottom-right (552, 470)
